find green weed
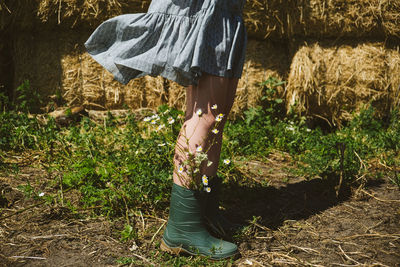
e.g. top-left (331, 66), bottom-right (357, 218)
top-left (117, 251), bottom-right (233, 266)
top-left (0, 79), bottom-right (399, 244)
top-left (1, 78), bottom-right (400, 265)
top-left (14, 80), bottom-right (43, 113)
top-left (120, 224), bottom-right (138, 242)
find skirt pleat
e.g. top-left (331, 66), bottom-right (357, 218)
top-left (85, 0), bottom-right (247, 86)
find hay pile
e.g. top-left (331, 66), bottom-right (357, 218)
top-left (0, 0), bottom-right (39, 31)
top-left (289, 0), bottom-right (400, 39)
top-left (232, 40), bottom-right (287, 117)
top-left (243, 0), bottom-right (286, 39)
top-left (286, 43), bottom-right (400, 126)
top-left (12, 29), bottom-right (287, 116)
top-left (0, 0), bottom-right (150, 31)
top-left (3, 0), bottom-right (400, 39)
top-left (0, 0), bottom-right (10, 30)
top-left (37, 0), bottom-right (150, 29)
top-left (0, 32), bottom-right (11, 99)
top-left (5, 0), bottom-right (399, 125)
top-left (243, 0), bottom-right (400, 40)
top-left (13, 32), bottom-right (65, 104)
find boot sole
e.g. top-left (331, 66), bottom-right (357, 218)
top-left (160, 239), bottom-right (187, 256)
top-left (160, 239), bottom-right (239, 260)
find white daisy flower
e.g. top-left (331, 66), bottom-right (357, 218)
top-left (205, 187), bottom-right (211, 193)
top-left (196, 146), bottom-right (203, 152)
top-left (215, 114), bottom-right (224, 122)
top-left (211, 128), bottom-right (219, 134)
top-left (202, 175), bottom-right (209, 186)
top-left (286, 126), bottom-right (295, 132)
top-left (143, 117), bottom-right (151, 122)
top-left (168, 117), bottom-right (175, 124)
top-left (211, 104), bottom-right (218, 110)
top-left (151, 114), bottom-right (159, 120)
top-left (150, 119), bottom-right (157, 125)
top-left (196, 109), bottom-right (203, 116)
top-left (178, 165), bottom-right (184, 173)
top-left (223, 159), bottom-right (231, 165)
top-left (157, 124), bottom-right (165, 131)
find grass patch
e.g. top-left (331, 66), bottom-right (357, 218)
top-left (1, 79), bottom-right (399, 264)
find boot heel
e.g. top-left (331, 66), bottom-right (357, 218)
top-left (160, 239), bottom-right (183, 255)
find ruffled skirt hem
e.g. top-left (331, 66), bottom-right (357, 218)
top-left (85, 1), bottom-right (247, 86)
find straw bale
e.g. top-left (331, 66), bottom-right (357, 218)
top-left (232, 40), bottom-right (288, 118)
top-left (11, 30), bottom-right (191, 111)
top-left (63, 48), bottom-right (150, 110)
top-left (5, 0), bottom-right (400, 41)
top-left (166, 80), bottom-right (186, 112)
top-left (12, 28), bottom-right (289, 115)
top-left (0, 0), bottom-right (39, 31)
top-left (0, 1), bottom-right (11, 31)
top-left (243, 0), bottom-right (286, 40)
top-left (382, 0), bottom-right (400, 38)
top-left (13, 32), bottom-right (63, 108)
top-left (286, 42), bottom-right (399, 126)
top-left (289, 0), bottom-right (400, 39)
top-left (0, 31), bottom-right (12, 101)
top-left (145, 40), bottom-right (289, 118)
top-left (388, 47), bottom-right (400, 109)
top-left (37, 0), bottom-right (150, 29)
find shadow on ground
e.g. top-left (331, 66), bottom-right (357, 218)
top-left (222, 176), bottom-right (357, 230)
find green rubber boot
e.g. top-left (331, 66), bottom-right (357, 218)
top-left (204, 176), bottom-right (241, 238)
top-left (161, 183), bottom-right (239, 260)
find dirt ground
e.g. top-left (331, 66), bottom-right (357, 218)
top-left (0, 154), bottom-right (399, 267)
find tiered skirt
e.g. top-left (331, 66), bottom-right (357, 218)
top-left (85, 0), bottom-right (247, 86)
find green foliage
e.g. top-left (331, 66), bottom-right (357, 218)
top-left (390, 172), bottom-right (400, 188)
top-left (52, 106), bottom-right (182, 216)
top-left (224, 77), bottom-right (286, 156)
top-left (2, 78), bottom-right (399, 266)
top-left (120, 224), bottom-right (137, 242)
top-left (15, 80), bottom-right (42, 113)
top-left (0, 91), bottom-right (10, 111)
top-left (223, 79), bottom-right (400, 185)
top-left (0, 111), bottom-right (57, 152)
top-left (1, 78), bottom-right (399, 221)
top-left (17, 181), bottom-right (35, 199)
top-left (117, 250), bottom-right (232, 266)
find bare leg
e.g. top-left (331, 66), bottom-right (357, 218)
top-left (162, 75), bottom-right (240, 259)
top-left (173, 74), bottom-right (238, 187)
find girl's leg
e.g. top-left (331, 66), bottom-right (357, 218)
top-left (161, 74), bottom-right (240, 259)
top-left (173, 74), bottom-right (238, 187)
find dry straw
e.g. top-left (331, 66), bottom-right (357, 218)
top-left (12, 28), bottom-right (286, 116)
top-left (286, 42), bottom-right (400, 127)
top-left (5, 0), bottom-right (400, 121)
top-left (67, 39), bottom-right (287, 117)
top-left (3, 0), bottom-right (400, 39)
top-left (243, 0), bottom-right (286, 39)
top-left (244, 0), bottom-right (400, 40)
top-left (289, 0), bottom-right (400, 39)
top-left (232, 40), bottom-right (287, 118)
top-left (37, 0), bottom-right (150, 29)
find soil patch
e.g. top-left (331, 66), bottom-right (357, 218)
top-left (0, 157), bottom-right (399, 266)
